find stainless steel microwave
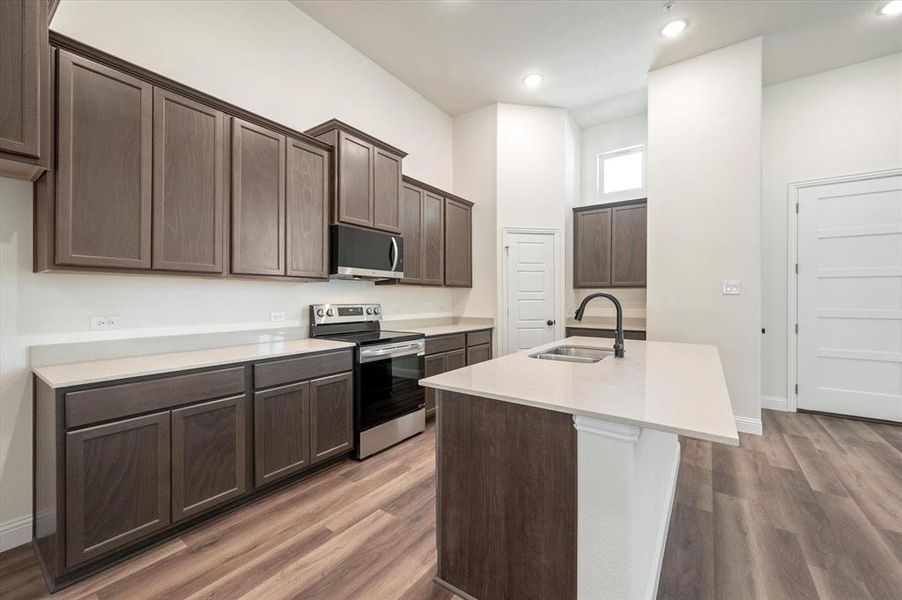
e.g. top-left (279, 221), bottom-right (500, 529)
top-left (329, 224), bottom-right (404, 281)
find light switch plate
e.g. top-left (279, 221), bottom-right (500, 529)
top-left (722, 280), bottom-right (741, 295)
top-left (90, 316), bottom-right (120, 330)
top-left (270, 311), bottom-right (287, 323)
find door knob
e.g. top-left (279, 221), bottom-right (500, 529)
top-left (546, 320), bottom-right (555, 326)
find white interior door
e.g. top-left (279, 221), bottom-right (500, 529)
top-left (505, 231), bottom-right (557, 353)
top-left (797, 170), bottom-right (902, 422)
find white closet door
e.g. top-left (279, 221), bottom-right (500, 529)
top-left (797, 171), bottom-right (902, 422)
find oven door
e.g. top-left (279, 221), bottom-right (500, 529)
top-left (357, 340), bottom-right (425, 431)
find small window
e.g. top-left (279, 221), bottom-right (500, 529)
top-left (597, 145), bottom-right (645, 197)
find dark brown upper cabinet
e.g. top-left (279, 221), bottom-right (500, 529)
top-left (306, 119), bottom-right (406, 234)
top-left (423, 190), bottom-right (445, 285)
top-left (231, 118), bottom-right (286, 276)
top-left (310, 372), bottom-right (353, 464)
top-left (573, 199), bottom-right (646, 289)
top-left (399, 182), bottom-right (424, 284)
top-left (65, 412), bottom-right (171, 567)
top-left (444, 196), bottom-right (473, 287)
top-left (56, 51), bottom-right (153, 270)
top-left (254, 382), bottom-right (311, 486)
top-left (611, 203), bottom-right (647, 286)
top-left (286, 137), bottom-right (329, 279)
top-left (398, 178), bottom-right (446, 286)
top-left (0, 0), bottom-right (49, 181)
top-left (152, 88), bottom-right (225, 273)
top-left (171, 395), bottom-right (247, 522)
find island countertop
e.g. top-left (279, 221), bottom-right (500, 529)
top-left (419, 336), bottom-right (739, 445)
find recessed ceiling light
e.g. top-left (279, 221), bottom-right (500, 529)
top-left (661, 19), bottom-right (688, 38)
top-left (523, 73), bottom-right (543, 88)
top-left (880, 1), bottom-right (902, 15)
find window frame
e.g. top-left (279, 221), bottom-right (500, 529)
top-left (596, 144), bottom-right (646, 198)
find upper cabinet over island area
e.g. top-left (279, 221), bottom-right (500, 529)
top-left (26, 33), bottom-right (473, 288)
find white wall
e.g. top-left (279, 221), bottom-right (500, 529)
top-left (451, 104), bottom-right (498, 319)
top-left (496, 104), bottom-right (571, 347)
top-left (761, 53), bottom-right (902, 404)
top-left (1, 0), bottom-right (454, 542)
top-left (647, 38), bottom-right (763, 427)
top-left (568, 113), bottom-right (649, 320)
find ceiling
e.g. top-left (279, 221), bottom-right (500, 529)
top-left (291, 0), bottom-right (902, 126)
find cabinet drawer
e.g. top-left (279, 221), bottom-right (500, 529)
top-left (466, 329), bottom-right (492, 347)
top-left (254, 350), bottom-right (353, 390)
top-left (66, 367), bottom-right (246, 428)
top-left (426, 334), bottom-right (465, 355)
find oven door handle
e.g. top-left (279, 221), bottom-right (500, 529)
top-left (359, 342), bottom-right (424, 363)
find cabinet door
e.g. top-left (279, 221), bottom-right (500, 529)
top-left (573, 207), bottom-right (612, 288)
top-left (424, 352), bottom-right (447, 418)
top-left (337, 131), bottom-right (373, 228)
top-left (466, 344), bottom-right (491, 365)
top-left (399, 182), bottom-right (423, 284)
top-left (373, 148), bottom-right (402, 233)
top-left (422, 191), bottom-right (445, 286)
top-left (66, 412), bottom-right (170, 567)
top-left (56, 51), bottom-right (152, 269)
top-left (171, 395), bottom-right (247, 522)
top-left (310, 372), bottom-right (353, 464)
top-left (286, 137), bottom-right (329, 278)
top-left (0, 0), bottom-right (43, 158)
top-left (254, 382), bottom-right (311, 486)
top-left (152, 88), bottom-right (225, 273)
top-left (444, 198), bottom-right (472, 287)
top-left (446, 348), bottom-right (466, 371)
top-left (611, 203), bottom-right (647, 287)
top-left (231, 118), bottom-right (285, 276)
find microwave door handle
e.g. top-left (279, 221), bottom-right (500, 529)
top-left (390, 236), bottom-right (399, 272)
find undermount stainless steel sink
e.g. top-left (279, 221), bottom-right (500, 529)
top-left (529, 345), bottom-right (614, 364)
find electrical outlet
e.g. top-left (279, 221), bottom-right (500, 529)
top-left (722, 280), bottom-right (741, 295)
top-left (270, 311), bottom-right (287, 323)
top-left (90, 315), bottom-right (120, 330)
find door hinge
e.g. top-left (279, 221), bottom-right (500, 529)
top-left (795, 263), bottom-right (798, 274)
top-left (794, 383), bottom-right (798, 395)
top-left (795, 202), bottom-right (799, 214)
top-left (795, 323), bottom-right (799, 334)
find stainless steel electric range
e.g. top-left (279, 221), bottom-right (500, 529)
top-left (309, 303), bottom-right (425, 459)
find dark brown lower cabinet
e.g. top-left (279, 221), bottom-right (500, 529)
top-left (65, 412), bottom-right (171, 568)
top-left (565, 327), bottom-right (646, 341)
top-left (310, 372), bottom-right (353, 464)
top-left (423, 331), bottom-right (491, 417)
top-left (466, 344), bottom-right (491, 365)
top-left (254, 382), bottom-right (311, 485)
top-left (171, 395), bottom-right (247, 522)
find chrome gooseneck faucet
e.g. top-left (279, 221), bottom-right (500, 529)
top-left (574, 292), bottom-right (625, 358)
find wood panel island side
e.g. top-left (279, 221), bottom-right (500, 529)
top-left (420, 336), bottom-right (739, 600)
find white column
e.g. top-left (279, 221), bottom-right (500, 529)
top-left (574, 416), bottom-right (681, 600)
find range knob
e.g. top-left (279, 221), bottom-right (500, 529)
top-left (366, 307), bottom-right (374, 315)
top-left (373, 307), bottom-right (380, 315)
top-left (316, 308), bottom-right (325, 317)
top-left (326, 308), bottom-right (335, 317)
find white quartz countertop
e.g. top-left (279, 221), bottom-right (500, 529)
top-left (420, 336), bottom-right (739, 445)
top-left (33, 338), bottom-right (354, 389)
top-left (565, 317), bottom-right (647, 332)
top-left (397, 323), bottom-right (492, 337)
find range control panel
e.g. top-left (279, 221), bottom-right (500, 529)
top-left (310, 303), bottom-right (381, 325)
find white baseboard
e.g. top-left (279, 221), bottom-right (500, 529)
top-left (647, 440), bottom-right (681, 600)
top-left (735, 416), bottom-right (763, 436)
top-left (761, 396), bottom-right (791, 412)
top-left (0, 514), bottom-right (31, 552)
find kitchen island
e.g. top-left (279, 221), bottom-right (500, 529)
top-left (419, 336), bottom-right (738, 600)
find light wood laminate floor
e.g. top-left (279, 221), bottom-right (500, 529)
top-left (1, 410), bottom-right (899, 599)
